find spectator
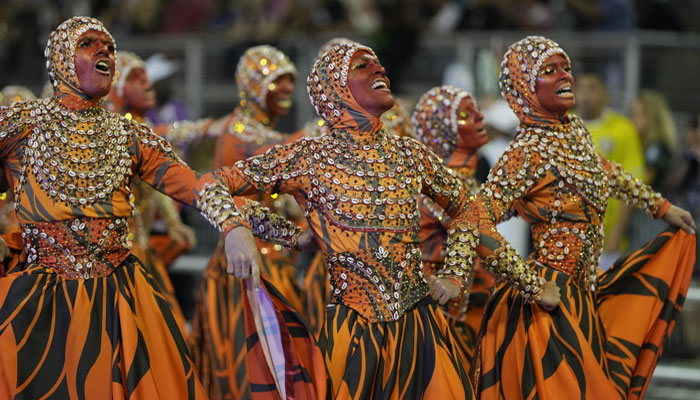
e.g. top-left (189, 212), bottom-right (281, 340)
top-left (575, 72), bottom-right (645, 268)
top-left (630, 89), bottom-right (677, 191)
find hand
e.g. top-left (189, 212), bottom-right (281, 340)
top-left (536, 280), bottom-right (561, 311)
top-left (224, 226), bottom-right (262, 288)
top-left (427, 275), bottom-right (461, 305)
top-left (0, 238), bottom-right (9, 260)
top-left (169, 223), bottom-right (197, 249)
top-left (296, 229), bottom-right (319, 252)
top-left (662, 205), bottom-right (696, 235)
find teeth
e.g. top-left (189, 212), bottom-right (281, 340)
top-left (95, 60), bottom-right (109, 72)
top-left (372, 81), bottom-right (387, 90)
top-left (277, 99), bottom-right (292, 108)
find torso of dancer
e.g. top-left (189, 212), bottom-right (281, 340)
top-left (452, 35), bottom-right (696, 399)
top-left (413, 85), bottom-right (493, 371)
top-left (219, 41), bottom-right (477, 399)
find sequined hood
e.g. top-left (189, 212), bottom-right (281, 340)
top-left (499, 36), bottom-right (570, 125)
top-left (236, 45), bottom-right (297, 112)
top-left (307, 42), bottom-right (383, 133)
top-left (45, 16), bottom-right (116, 101)
top-left (412, 85), bottom-right (472, 159)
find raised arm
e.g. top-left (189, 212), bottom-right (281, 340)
top-left (602, 157), bottom-right (669, 218)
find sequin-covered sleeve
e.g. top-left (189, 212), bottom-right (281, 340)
top-left (602, 157), bottom-right (670, 218)
top-left (213, 137), bottom-right (311, 198)
top-left (448, 144), bottom-right (544, 301)
top-left (0, 102), bottom-right (31, 159)
top-left (131, 122), bottom-right (248, 234)
top-left (409, 139), bottom-right (472, 287)
top-left (153, 118), bottom-right (212, 150)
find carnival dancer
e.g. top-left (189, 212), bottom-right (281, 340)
top-left (0, 16), bottom-right (304, 399)
top-left (188, 45), bottom-right (328, 400)
top-left (219, 41), bottom-right (475, 399)
top-left (412, 85), bottom-right (493, 372)
top-left (452, 36), bottom-right (696, 399)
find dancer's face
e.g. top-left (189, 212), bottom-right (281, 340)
top-left (74, 30), bottom-right (116, 99)
top-left (347, 51), bottom-right (394, 117)
top-left (123, 67), bottom-right (156, 114)
top-left (265, 73), bottom-right (295, 118)
top-left (456, 96), bottom-right (488, 151)
top-left (535, 54), bottom-right (575, 117)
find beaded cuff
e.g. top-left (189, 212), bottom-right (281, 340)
top-left (441, 225), bottom-right (478, 289)
top-left (239, 199), bottom-right (302, 249)
top-left (485, 243), bottom-right (542, 301)
top-left (196, 180), bottom-right (245, 234)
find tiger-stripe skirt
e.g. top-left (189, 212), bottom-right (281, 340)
top-left (477, 228), bottom-right (695, 399)
top-left (0, 255), bottom-right (206, 399)
top-left (319, 297), bottom-right (475, 399)
top-left (189, 243), bottom-right (326, 400)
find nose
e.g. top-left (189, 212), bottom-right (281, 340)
top-left (475, 111), bottom-right (484, 122)
top-left (95, 41), bottom-right (110, 57)
top-left (370, 59), bottom-right (386, 76)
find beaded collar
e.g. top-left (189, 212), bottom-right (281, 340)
top-left (14, 98), bottom-right (133, 208)
top-left (227, 105), bottom-right (285, 144)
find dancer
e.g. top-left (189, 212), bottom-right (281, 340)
top-left (219, 41), bottom-right (474, 399)
top-left (412, 85), bottom-right (493, 372)
top-left (0, 16), bottom-right (301, 399)
top-left (454, 36), bottom-right (696, 399)
top-left (189, 45), bottom-right (327, 400)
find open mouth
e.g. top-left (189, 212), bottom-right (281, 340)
top-left (371, 79), bottom-right (389, 91)
top-left (277, 99), bottom-right (292, 109)
top-left (95, 60), bottom-right (111, 75)
top-left (477, 126), bottom-right (487, 136)
top-left (556, 84), bottom-right (573, 98)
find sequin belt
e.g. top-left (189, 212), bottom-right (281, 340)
top-left (21, 217), bottom-right (132, 279)
top-left (529, 222), bottom-right (600, 291)
top-left (327, 243), bottom-right (429, 322)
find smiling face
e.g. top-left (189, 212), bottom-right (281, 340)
top-left (122, 67), bottom-right (156, 114)
top-left (534, 54), bottom-right (575, 117)
top-left (265, 73), bottom-right (295, 119)
top-left (455, 96), bottom-right (488, 151)
top-left (347, 51), bottom-right (395, 118)
top-left (74, 30), bottom-right (116, 99)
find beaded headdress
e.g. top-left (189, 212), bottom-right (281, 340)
top-left (499, 36), bottom-right (570, 125)
top-left (317, 37), bottom-right (356, 58)
top-left (307, 42), bottom-right (383, 133)
top-left (45, 16), bottom-right (115, 99)
top-left (0, 85), bottom-right (36, 106)
top-left (235, 45), bottom-right (297, 111)
top-left (412, 85), bottom-right (472, 158)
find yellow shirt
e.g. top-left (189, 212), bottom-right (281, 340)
top-left (580, 109), bottom-right (645, 252)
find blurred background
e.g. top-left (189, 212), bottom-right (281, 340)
top-left (1, 1), bottom-right (699, 397)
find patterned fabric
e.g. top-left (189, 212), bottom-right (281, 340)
top-left (236, 45), bottom-right (297, 112)
top-left (213, 42), bottom-right (476, 399)
top-left (319, 299), bottom-right (471, 399)
top-left (458, 36), bottom-right (696, 399)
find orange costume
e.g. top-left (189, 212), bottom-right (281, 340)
top-left (212, 42), bottom-right (475, 399)
top-left (412, 85), bottom-right (494, 373)
top-left (0, 17), bottom-right (297, 399)
top-left (189, 45), bottom-right (326, 400)
top-left (453, 36), bottom-right (696, 399)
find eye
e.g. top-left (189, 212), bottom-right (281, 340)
top-left (78, 39), bottom-right (91, 48)
top-left (108, 44), bottom-right (116, 53)
top-left (458, 111), bottom-right (469, 120)
top-left (564, 65), bottom-right (572, 73)
top-left (541, 66), bottom-right (555, 75)
top-left (352, 62), bottom-right (367, 70)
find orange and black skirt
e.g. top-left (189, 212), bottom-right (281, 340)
top-left (0, 255), bottom-right (206, 399)
top-left (189, 242), bottom-right (325, 399)
top-left (477, 228), bottom-right (695, 399)
top-left (302, 252), bottom-right (329, 338)
top-left (319, 297), bottom-right (474, 399)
